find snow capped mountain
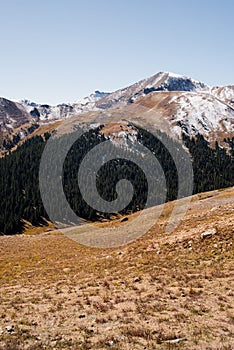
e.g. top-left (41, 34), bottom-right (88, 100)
top-left (0, 72), bottom-right (234, 152)
top-left (17, 72), bottom-right (233, 125)
top-left (92, 72), bottom-right (233, 141)
top-left (72, 91), bottom-right (110, 115)
top-left (20, 91), bottom-right (110, 121)
top-left (19, 99), bottom-right (38, 107)
top-left (75, 90), bottom-right (109, 105)
top-left (21, 101), bottom-right (74, 121)
top-left (95, 72), bottom-right (209, 109)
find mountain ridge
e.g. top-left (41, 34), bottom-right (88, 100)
top-left (0, 72), bottom-right (234, 152)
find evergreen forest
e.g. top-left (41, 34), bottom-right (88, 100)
top-left (0, 125), bottom-right (233, 235)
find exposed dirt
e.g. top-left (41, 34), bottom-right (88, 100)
top-left (99, 122), bottom-right (136, 138)
top-left (0, 188), bottom-right (233, 349)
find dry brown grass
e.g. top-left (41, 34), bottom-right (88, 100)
top-left (0, 187), bottom-right (234, 349)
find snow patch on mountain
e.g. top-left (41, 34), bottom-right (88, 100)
top-left (20, 91), bottom-right (110, 121)
top-left (211, 86), bottom-right (234, 106)
top-left (169, 92), bottom-right (234, 137)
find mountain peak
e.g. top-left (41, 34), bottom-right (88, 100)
top-left (95, 71), bottom-right (209, 109)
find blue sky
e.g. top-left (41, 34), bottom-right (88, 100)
top-left (1, 0), bottom-right (234, 104)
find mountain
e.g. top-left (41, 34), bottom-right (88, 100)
top-left (0, 97), bottom-right (36, 148)
top-left (0, 72), bottom-right (234, 152)
top-left (74, 90), bottom-right (110, 107)
top-left (92, 72), bottom-right (234, 141)
top-left (20, 90), bottom-right (109, 121)
top-left (0, 91), bottom-right (109, 151)
top-left (95, 71), bottom-right (209, 109)
top-left (0, 97), bottom-right (33, 131)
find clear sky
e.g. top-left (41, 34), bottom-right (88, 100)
top-left (1, 0), bottom-right (234, 105)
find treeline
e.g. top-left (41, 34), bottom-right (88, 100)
top-left (0, 126), bottom-right (234, 235)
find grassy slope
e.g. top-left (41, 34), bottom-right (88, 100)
top-left (0, 188), bottom-right (233, 349)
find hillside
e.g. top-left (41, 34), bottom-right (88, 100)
top-left (0, 187), bottom-right (233, 349)
top-left (1, 126), bottom-right (233, 235)
top-left (135, 91), bottom-right (234, 142)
